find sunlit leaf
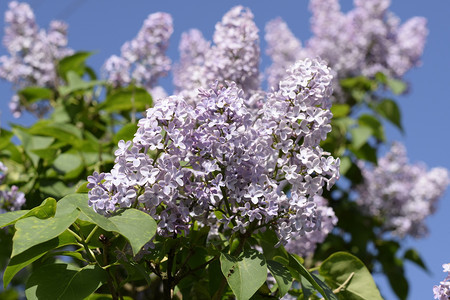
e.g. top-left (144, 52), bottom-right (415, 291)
top-left (220, 249), bottom-right (267, 300)
top-left (319, 252), bottom-right (383, 300)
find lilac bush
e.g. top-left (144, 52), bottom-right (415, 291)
top-left (0, 162), bottom-right (25, 213)
top-left (173, 28), bottom-right (211, 102)
top-left (434, 263), bottom-right (450, 300)
top-left (265, 0), bottom-right (428, 93)
top-left (88, 57), bottom-right (340, 245)
top-left (0, 1), bottom-right (445, 299)
top-left (0, 1), bottom-right (73, 117)
top-left (173, 6), bottom-right (260, 104)
top-left (103, 12), bottom-right (173, 91)
top-left (0, 162), bottom-right (6, 184)
top-left (0, 185), bottom-right (25, 213)
top-left (285, 195), bottom-right (337, 257)
top-left (356, 142), bottom-right (449, 238)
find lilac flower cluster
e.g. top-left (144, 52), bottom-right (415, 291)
top-left (285, 196), bottom-right (337, 257)
top-left (434, 263), bottom-right (450, 300)
top-left (265, 0), bottom-right (427, 92)
top-left (0, 162), bottom-right (7, 184)
top-left (264, 18), bottom-right (308, 91)
top-left (0, 186), bottom-right (26, 213)
top-left (173, 29), bottom-right (211, 102)
top-left (0, 162), bottom-right (25, 213)
top-left (173, 6), bottom-right (260, 103)
top-left (103, 12), bottom-right (173, 91)
top-left (0, 1), bottom-right (73, 117)
top-left (356, 143), bottom-right (449, 238)
top-left (88, 57), bottom-right (340, 245)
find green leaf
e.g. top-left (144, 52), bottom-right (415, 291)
top-left (113, 123), bottom-right (139, 145)
top-left (75, 181), bottom-right (89, 193)
top-left (52, 153), bottom-right (83, 176)
top-left (267, 260), bottom-right (292, 297)
top-left (58, 194), bottom-right (117, 232)
top-left (18, 86), bottom-right (54, 103)
top-left (0, 210), bottom-right (29, 228)
top-left (351, 143), bottom-right (378, 164)
top-left (383, 260), bottom-right (408, 300)
top-left (0, 289), bottom-right (19, 300)
top-left (109, 209), bottom-right (157, 255)
top-left (58, 51), bottom-right (93, 80)
top-left (100, 86), bottom-right (152, 113)
top-left (22, 197), bottom-right (57, 219)
top-left (12, 127), bottom-right (54, 167)
top-left (3, 230), bottom-right (78, 288)
top-left (339, 156), bottom-right (352, 176)
top-left (386, 78), bottom-right (407, 95)
top-left (28, 121), bottom-right (83, 147)
top-left (331, 104), bottom-right (351, 118)
top-left (0, 198), bottom-right (57, 228)
top-left (403, 248), bottom-right (428, 272)
top-left (374, 72), bottom-right (387, 84)
top-left (0, 129), bottom-right (13, 150)
top-left (340, 76), bottom-right (376, 92)
top-left (220, 249), bottom-right (267, 300)
top-left (358, 114), bottom-right (385, 142)
top-left (288, 254), bottom-right (337, 300)
top-left (31, 148), bottom-right (58, 162)
top-left (319, 252), bottom-right (383, 300)
top-left (376, 99), bottom-right (403, 132)
top-left (58, 71), bottom-right (104, 96)
top-left (38, 179), bottom-right (78, 198)
top-left (350, 126), bottom-right (372, 150)
top-left (256, 229), bottom-right (289, 261)
top-left (25, 263), bottom-right (107, 300)
top-left (300, 275), bottom-right (315, 299)
top-left (12, 207), bottom-right (79, 257)
top-left (85, 294), bottom-right (133, 300)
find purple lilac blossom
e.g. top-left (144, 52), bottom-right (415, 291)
top-left (434, 263), bottom-right (450, 300)
top-left (206, 6), bottom-right (260, 92)
top-left (0, 162), bottom-right (26, 212)
top-left (103, 55), bottom-right (131, 88)
top-left (285, 195), bottom-right (337, 257)
top-left (174, 6), bottom-right (261, 104)
top-left (173, 29), bottom-right (211, 103)
top-left (356, 142), bottom-right (449, 238)
top-left (264, 18), bottom-right (309, 90)
top-left (265, 0), bottom-right (427, 97)
top-left (0, 162), bottom-right (7, 184)
top-left (0, 185), bottom-right (25, 213)
top-left (0, 1), bottom-right (73, 117)
top-left (310, 0), bottom-right (427, 79)
top-left (88, 57), bottom-right (340, 245)
top-left (103, 12), bottom-right (172, 91)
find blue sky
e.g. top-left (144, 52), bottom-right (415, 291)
top-left (0, 1), bottom-right (449, 299)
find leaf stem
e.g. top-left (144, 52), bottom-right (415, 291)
top-left (85, 225), bottom-right (99, 244)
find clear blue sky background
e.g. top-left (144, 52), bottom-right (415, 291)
top-left (0, 1), bottom-right (449, 299)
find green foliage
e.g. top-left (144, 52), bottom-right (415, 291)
top-left (109, 209), bottom-right (157, 255)
top-left (319, 252), bottom-right (383, 300)
top-left (11, 205), bottom-right (79, 257)
top-left (100, 85), bottom-right (153, 113)
top-left (25, 263), bottom-right (107, 300)
top-left (267, 260), bottom-right (292, 297)
top-left (220, 249), bottom-right (267, 300)
top-left (58, 51), bottom-right (94, 81)
top-left (287, 253), bottom-right (338, 300)
top-left (375, 99), bottom-right (403, 132)
top-left (18, 87), bottom-right (54, 104)
top-left (3, 230), bottom-right (78, 288)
